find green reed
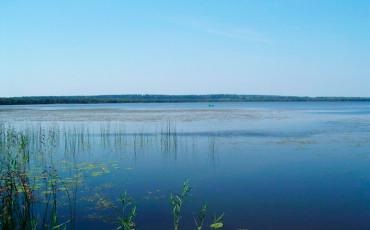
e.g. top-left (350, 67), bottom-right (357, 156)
top-left (0, 125), bottom-right (76, 230)
top-left (117, 191), bottom-right (136, 230)
top-left (170, 180), bottom-right (191, 230)
top-left (194, 204), bottom-right (207, 230)
top-left (0, 124), bottom-right (227, 230)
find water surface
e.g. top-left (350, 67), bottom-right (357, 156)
top-left (1, 102), bottom-right (370, 229)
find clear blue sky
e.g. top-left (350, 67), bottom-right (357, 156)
top-left (1, 0), bottom-right (370, 97)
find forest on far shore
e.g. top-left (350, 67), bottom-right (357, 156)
top-left (1, 94), bottom-right (370, 105)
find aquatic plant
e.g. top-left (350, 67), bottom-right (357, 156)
top-left (117, 191), bottom-right (136, 230)
top-left (170, 180), bottom-right (192, 230)
top-left (210, 213), bottom-right (224, 229)
top-left (0, 126), bottom-right (76, 230)
top-left (161, 120), bottom-right (178, 156)
top-left (0, 128), bottom-right (36, 229)
top-left (194, 204), bottom-right (207, 230)
top-left (0, 125), bottom-right (227, 229)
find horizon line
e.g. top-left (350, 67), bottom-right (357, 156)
top-left (1, 94), bottom-right (370, 99)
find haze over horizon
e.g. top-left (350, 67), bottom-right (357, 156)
top-left (1, 0), bottom-right (370, 97)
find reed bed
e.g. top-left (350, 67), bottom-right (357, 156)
top-left (0, 123), bottom-right (225, 230)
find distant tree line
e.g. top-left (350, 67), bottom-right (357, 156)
top-left (0, 94), bottom-right (369, 105)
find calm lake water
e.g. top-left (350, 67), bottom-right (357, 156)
top-left (1, 102), bottom-right (370, 229)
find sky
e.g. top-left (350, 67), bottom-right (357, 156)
top-left (1, 0), bottom-right (370, 97)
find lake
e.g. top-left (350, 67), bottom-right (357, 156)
top-left (1, 102), bottom-right (370, 229)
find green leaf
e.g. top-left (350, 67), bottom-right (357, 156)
top-left (210, 222), bottom-right (223, 229)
